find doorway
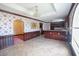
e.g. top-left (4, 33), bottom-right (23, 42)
top-left (13, 19), bottom-right (24, 43)
top-left (40, 23), bottom-right (43, 34)
top-left (13, 19), bottom-right (24, 35)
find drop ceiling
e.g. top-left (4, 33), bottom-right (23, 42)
top-left (0, 3), bottom-right (72, 22)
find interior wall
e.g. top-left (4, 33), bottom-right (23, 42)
top-left (43, 23), bottom-right (50, 30)
top-left (0, 11), bottom-right (40, 36)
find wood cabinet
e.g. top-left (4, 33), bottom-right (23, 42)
top-left (44, 31), bottom-right (67, 41)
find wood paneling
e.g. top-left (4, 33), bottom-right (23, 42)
top-left (0, 35), bottom-right (14, 50)
top-left (0, 31), bottom-right (40, 49)
top-left (44, 31), bottom-right (67, 41)
top-left (13, 31), bottom-right (40, 41)
top-left (24, 31), bottom-right (40, 41)
top-left (13, 34), bottom-right (24, 41)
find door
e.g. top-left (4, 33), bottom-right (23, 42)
top-left (40, 23), bottom-right (43, 34)
top-left (13, 19), bottom-right (24, 41)
top-left (13, 19), bottom-right (24, 35)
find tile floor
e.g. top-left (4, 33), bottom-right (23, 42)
top-left (0, 36), bottom-right (71, 56)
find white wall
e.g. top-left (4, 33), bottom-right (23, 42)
top-left (0, 11), bottom-right (40, 36)
top-left (43, 23), bottom-right (50, 30)
top-left (25, 19), bottom-right (40, 32)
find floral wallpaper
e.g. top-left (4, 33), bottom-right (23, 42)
top-left (0, 12), bottom-right (13, 35)
top-left (0, 12), bottom-right (40, 36)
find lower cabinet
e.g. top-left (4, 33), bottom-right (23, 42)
top-left (44, 31), bottom-right (67, 41)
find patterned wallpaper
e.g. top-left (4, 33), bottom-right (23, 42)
top-left (0, 12), bottom-right (40, 36)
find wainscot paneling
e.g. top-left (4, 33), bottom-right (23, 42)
top-left (0, 35), bottom-right (14, 50)
top-left (24, 31), bottom-right (40, 41)
top-left (0, 31), bottom-right (40, 50)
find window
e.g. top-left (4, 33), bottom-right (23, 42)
top-left (72, 4), bottom-right (79, 55)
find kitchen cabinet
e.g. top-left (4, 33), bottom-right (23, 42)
top-left (44, 30), bottom-right (67, 41)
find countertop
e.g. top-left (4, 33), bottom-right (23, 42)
top-left (44, 30), bottom-right (67, 32)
